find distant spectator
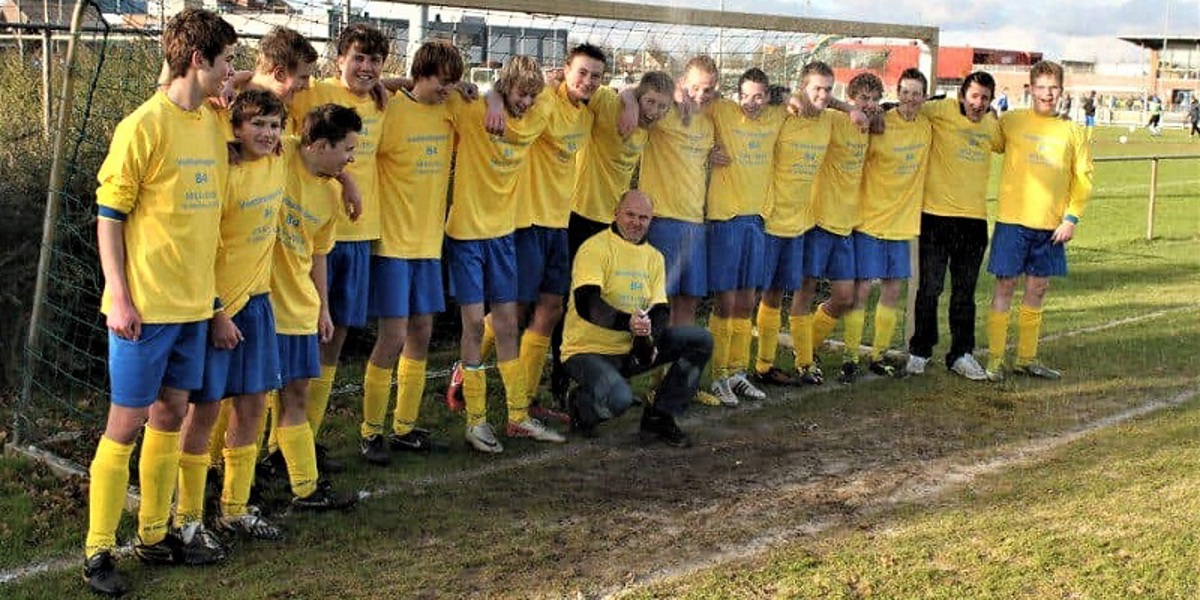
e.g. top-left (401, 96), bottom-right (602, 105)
top-left (1082, 90), bottom-right (1096, 137)
top-left (1147, 95), bottom-right (1163, 136)
top-left (1188, 98), bottom-right (1199, 139)
top-left (995, 87), bottom-right (1009, 113)
top-left (1057, 93), bottom-right (1072, 121)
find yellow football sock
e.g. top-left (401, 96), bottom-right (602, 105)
top-left (392, 357), bottom-right (426, 436)
top-left (307, 365), bottom-right (336, 437)
top-left (276, 423), bottom-right (318, 498)
top-left (85, 436), bottom-right (133, 558)
top-left (137, 426), bottom-right (180, 544)
top-left (361, 362), bottom-right (392, 438)
top-left (842, 309), bottom-right (866, 363)
top-left (463, 365), bottom-right (488, 427)
top-left (754, 304), bottom-right (782, 374)
top-left (208, 399), bottom-right (231, 465)
top-left (987, 310), bottom-right (1011, 372)
top-left (730, 317), bottom-right (753, 374)
top-left (519, 331), bottom-right (551, 404)
top-left (1015, 305), bottom-right (1044, 366)
top-left (480, 317), bottom-right (497, 362)
top-left (811, 305), bottom-right (839, 349)
top-left (708, 315), bottom-right (731, 380)
top-left (220, 444), bottom-right (257, 518)
top-left (870, 304), bottom-right (899, 361)
top-left (175, 451), bottom-right (209, 524)
top-left (263, 390), bottom-right (278, 454)
top-left (792, 313), bottom-right (815, 369)
top-left (499, 358), bottom-right (528, 424)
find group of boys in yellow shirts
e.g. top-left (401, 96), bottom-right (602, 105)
top-left (81, 9), bottom-right (1092, 596)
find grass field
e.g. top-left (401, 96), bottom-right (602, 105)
top-left (1, 125), bottom-right (1199, 597)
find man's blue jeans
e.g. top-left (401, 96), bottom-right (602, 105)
top-left (563, 325), bottom-right (712, 426)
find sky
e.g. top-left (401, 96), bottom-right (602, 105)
top-left (636, 0), bottom-right (1200, 62)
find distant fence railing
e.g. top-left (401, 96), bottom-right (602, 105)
top-left (1094, 154), bottom-right (1200, 240)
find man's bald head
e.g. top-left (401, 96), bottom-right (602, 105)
top-left (617, 189), bottom-right (652, 213)
top-left (614, 190), bottom-right (653, 243)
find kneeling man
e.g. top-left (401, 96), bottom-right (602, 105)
top-left (561, 190), bottom-right (713, 447)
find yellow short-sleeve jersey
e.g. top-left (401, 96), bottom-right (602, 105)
top-left (96, 92), bottom-right (228, 324)
top-left (810, 111), bottom-right (869, 236)
top-left (763, 111), bottom-right (833, 237)
top-left (216, 153), bottom-right (285, 316)
top-left (859, 110), bottom-right (932, 240)
top-left (706, 100), bottom-right (785, 221)
top-left (561, 228), bottom-right (667, 360)
top-left (289, 78), bottom-right (384, 242)
top-left (272, 140), bottom-right (340, 335)
top-left (571, 86), bottom-right (649, 224)
top-left (445, 94), bottom-right (548, 240)
top-left (994, 109), bottom-right (1094, 230)
top-left (919, 97), bottom-right (1000, 219)
top-left (516, 83), bottom-right (593, 229)
top-left (639, 105), bottom-right (714, 223)
top-left (375, 91), bottom-right (453, 259)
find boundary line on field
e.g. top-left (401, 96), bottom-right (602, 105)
top-left (1, 304), bottom-right (1196, 587)
top-left (599, 383), bottom-right (1200, 599)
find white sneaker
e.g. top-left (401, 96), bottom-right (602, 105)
top-left (950, 354), bottom-right (988, 381)
top-left (465, 422), bottom-right (504, 453)
top-left (506, 418), bottom-right (566, 443)
top-left (905, 354), bottom-right (929, 375)
top-left (710, 378), bottom-right (739, 407)
top-left (728, 371), bottom-right (767, 400)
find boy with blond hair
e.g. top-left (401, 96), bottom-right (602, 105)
top-left (445, 55), bottom-right (562, 453)
top-left (985, 61), bottom-right (1094, 381)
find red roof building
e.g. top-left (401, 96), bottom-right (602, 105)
top-left (825, 40), bottom-right (1042, 90)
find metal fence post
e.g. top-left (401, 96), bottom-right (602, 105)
top-left (1146, 158), bottom-right (1158, 241)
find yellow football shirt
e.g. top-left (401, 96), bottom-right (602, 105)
top-left (571, 86), bottom-right (649, 224)
top-left (763, 111), bottom-right (833, 237)
top-left (289, 78), bottom-right (384, 242)
top-left (639, 104), bottom-right (715, 223)
top-left (96, 91), bottom-right (227, 324)
top-left (516, 83), bottom-right (593, 229)
top-left (445, 94), bottom-right (548, 240)
top-left (706, 100), bottom-right (784, 221)
top-left (920, 97), bottom-right (1000, 219)
top-left (216, 153), bottom-right (285, 316)
top-left (811, 111), bottom-right (869, 236)
top-left (561, 228), bottom-right (667, 360)
top-left (375, 91), bottom-right (453, 259)
top-left (272, 140), bottom-right (340, 335)
top-left (859, 110), bottom-right (932, 240)
top-left (994, 109), bottom-right (1094, 230)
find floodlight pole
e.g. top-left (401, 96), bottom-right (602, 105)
top-left (717, 0), bottom-right (725, 74)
